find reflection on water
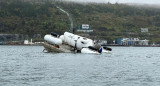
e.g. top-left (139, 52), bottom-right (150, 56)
top-left (0, 46), bottom-right (160, 86)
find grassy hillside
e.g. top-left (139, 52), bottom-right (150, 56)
top-left (0, 1), bottom-right (160, 43)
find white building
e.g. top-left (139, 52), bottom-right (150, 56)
top-left (117, 38), bottom-right (149, 46)
top-left (141, 28), bottom-right (148, 33)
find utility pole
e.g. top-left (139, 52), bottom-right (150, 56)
top-left (55, 5), bottom-right (74, 33)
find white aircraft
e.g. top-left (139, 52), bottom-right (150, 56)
top-left (43, 32), bottom-right (112, 54)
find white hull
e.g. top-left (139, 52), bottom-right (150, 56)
top-left (63, 32), bottom-right (94, 50)
top-left (81, 48), bottom-right (100, 54)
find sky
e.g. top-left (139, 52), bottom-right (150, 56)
top-left (64, 0), bottom-right (160, 4)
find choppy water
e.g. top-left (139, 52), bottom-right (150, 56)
top-left (0, 45), bottom-right (160, 86)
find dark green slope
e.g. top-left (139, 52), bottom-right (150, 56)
top-left (0, 1), bottom-right (160, 43)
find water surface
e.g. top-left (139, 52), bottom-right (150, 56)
top-left (0, 46), bottom-right (160, 86)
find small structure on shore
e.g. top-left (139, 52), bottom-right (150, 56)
top-left (24, 39), bottom-right (34, 45)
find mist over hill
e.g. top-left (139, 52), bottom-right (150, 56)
top-left (0, 0), bottom-right (160, 43)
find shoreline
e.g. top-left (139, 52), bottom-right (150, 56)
top-left (102, 44), bottom-right (160, 47)
top-left (1, 44), bottom-right (159, 47)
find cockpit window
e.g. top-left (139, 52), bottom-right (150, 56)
top-left (83, 38), bottom-right (87, 40)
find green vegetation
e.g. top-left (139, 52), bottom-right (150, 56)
top-left (0, 1), bottom-right (160, 43)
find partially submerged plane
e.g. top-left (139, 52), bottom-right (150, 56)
top-left (43, 32), bottom-right (112, 54)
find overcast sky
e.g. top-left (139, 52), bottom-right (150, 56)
top-left (64, 0), bottom-right (160, 4)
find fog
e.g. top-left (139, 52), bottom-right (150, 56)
top-left (63, 0), bottom-right (160, 4)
